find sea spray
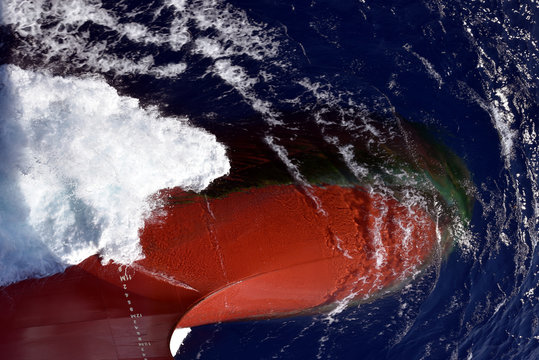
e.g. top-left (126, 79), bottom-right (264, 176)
top-left (0, 65), bottom-right (230, 286)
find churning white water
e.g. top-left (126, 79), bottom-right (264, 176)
top-left (0, 65), bottom-right (230, 286)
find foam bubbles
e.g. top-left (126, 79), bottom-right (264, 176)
top-left (1, 0), bottom-right (188, 78)
top-left (0, 65), bottom-right (230, 286)
top-left (2, 0), bottom-right (284, 80)
top-left (169, 327), bottom-right (191, 356)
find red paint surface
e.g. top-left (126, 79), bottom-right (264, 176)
top-left (140, 185), bottom-right (437, 328)
top-left (0, 184), bottom-right (437, 359)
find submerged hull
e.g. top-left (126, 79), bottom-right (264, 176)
top-left (0, 105), bottom-right (472, 359)
top-left (0, 183), bottom-right (438, 360)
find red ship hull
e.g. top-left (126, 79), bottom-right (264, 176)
top-left (0, 256), bottom-right (193, 360)
top-left (0, 184), bottom-right (438, 359)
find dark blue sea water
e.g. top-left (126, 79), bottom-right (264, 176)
top-left (1, 0), bottom-right (538, 359)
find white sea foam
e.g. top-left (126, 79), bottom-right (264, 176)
top-left (183, 0), bottom-right (282, 61)
top-left (403, 44), bottom-right (444, 89)
top-left (1, 0), bottom-right (188, 78)
top-left (459, 81), bottom-right (517, 167)
top-left (325, 136), bottom-right (369, 179)
top-left (3, 0), bottom-right (288, 127)
top-left (264, 135), bottom-right (327, 215)
top-left (0, 65), bottom-right (230, 286)
top-left (2, 0), bottom-right (283, 80)
top-left (169, 327), bottom-right (192, 356)
top-left (213, 59), bottom-right (280, 124)
top-left (369, 196), bottom-right (388, 269)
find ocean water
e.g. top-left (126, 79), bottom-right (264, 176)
top-left (1, 0), bottom-right (538, 359)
